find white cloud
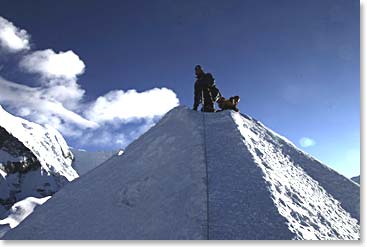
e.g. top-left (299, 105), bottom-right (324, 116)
top-left (0, 17), bottom-right (30, 52)
top-left (75, 116), bottom-right (158, 149)
top-left (0, 16), bottom-right (180, 149)
top-left (299, 137), bottom-right (316, 148)
top-left (20, 49), bottom-right (85, 79)
top-left (0, 77), bottom-right (98, 133)
top-left (0, 76), bottom-right (180, 146)
top-left (85, 88), bottom-right (179, 124)
top-left (18, 48), bottom-right (87, 111)
top-left (41, 79), bottom-right (86, 110)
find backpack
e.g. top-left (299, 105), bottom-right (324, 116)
top-left (209, 85), bottom-right (221, 102)
top-left (204, 73), bottom-right (221, 102)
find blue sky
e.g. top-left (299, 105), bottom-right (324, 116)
top-left (0, 0), bottom-right (359, 177)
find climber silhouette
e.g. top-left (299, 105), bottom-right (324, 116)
top-left (192, 65), bottom-right (221, 112)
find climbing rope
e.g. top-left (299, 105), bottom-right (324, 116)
top-left (202, 112), bottom-right (210, 239)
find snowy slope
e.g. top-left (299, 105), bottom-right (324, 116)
top-left (0, 106), bottom-right (78, 181)
top-left (231, 113), bottom-right (359, 239)
top-left (70, 148), bottom-right (116, 176)
top-left (3, 106), bottom-right (360, 240)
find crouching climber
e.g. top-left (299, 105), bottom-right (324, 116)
top-left (217, 96), bottom-right (240, 112)
top-left (192, 65), bottom-right (221, 112)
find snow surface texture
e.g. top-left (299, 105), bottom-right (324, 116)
top-left (232, 113), bottom-right (359, 240)
top-left (0, 106), bottom-right (77, 181)
top-left (70, 148), bottom-right (115, 176)
top-left (3, 106), bottom-right (360, 240)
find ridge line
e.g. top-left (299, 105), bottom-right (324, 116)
top-left (202, 112), bottom-right (210, 240)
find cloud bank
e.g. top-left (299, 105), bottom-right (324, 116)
top-left (86, 88), bottom-right (180, 124)
top-left (0, 17), bottom-right (30, 52)
top-left (0, 16), bottom-right (179, 149)
top-left (20, 49), bottom-right (85, 80)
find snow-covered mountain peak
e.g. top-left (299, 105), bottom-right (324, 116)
top-left (3, 106), bottom-right (359, 240)
top-left (0, 106), bottom-right (78, 181)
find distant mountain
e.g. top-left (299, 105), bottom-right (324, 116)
top-left (351, 176), bottom-right (360, 184)
top-left (71, 148), bottom-right (117, 176)
top-left (4, 106), bottom-right (359, 240)
top-left (0, 105), bottom-right (78, 234)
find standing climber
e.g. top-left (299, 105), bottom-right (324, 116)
top-left (193, 65), bottom-right (221, 112)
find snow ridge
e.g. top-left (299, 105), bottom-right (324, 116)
top-left (232, 112), bottom-right (359, 240)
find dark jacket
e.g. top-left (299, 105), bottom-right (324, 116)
top-left (193, 73), bottom-right (216, 109)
